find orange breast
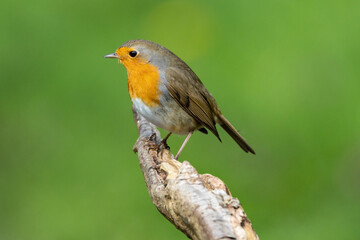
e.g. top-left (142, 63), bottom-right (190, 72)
top-left (125, 61), bottom-right (161, 107)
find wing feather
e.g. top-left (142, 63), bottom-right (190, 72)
top-left (165, 67), bottom-right (221, 141)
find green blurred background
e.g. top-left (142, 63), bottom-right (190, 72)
top-left (1, 0), bottom-right (360, 239)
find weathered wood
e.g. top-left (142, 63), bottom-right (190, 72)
top-left (132, 107), bottom-right (259, 240)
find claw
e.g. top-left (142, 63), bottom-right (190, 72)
top-left (144, 132), bottom-right (172, 157)
top-left (149, 133), bottom-right (157, 141)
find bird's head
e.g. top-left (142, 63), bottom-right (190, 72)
top-left (104, 39), bottom-right (172, 71)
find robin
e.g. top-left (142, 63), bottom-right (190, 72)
top-left (105, 39), bottom-right (255, 159)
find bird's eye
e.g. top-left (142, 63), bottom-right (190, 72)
top-left (129, 51), bottom-right (138, 57)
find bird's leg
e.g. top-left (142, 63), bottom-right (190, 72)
top-left (154, 132), bottom-right (172, 155)
top-left (175, 131), bottom-right (193, 160)
top-left (161, 132), bottom-right (172, 146)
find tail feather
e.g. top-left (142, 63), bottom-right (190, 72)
top-left (217, 114), bottom-right (255, 154)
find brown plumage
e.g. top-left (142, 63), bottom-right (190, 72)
top-left (105, 39), bottom-right (255, 158)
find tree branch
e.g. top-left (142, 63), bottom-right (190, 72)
top-left (132, 107), bottom-right (259, 240)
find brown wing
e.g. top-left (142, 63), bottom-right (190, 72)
top-left (165, 67), bottom-right (221, 141)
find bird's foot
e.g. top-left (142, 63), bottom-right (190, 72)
top-left (159, 138), bottom-right (170, 150)
top-left (145, 136), bottom-right (169, 154)
top-left (153, 139), bottom-right (170, 157)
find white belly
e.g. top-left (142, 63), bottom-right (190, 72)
top-left (132, 97), bottom-right (199, 135)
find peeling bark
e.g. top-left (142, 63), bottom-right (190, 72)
top-left (132, 108), bottom-right (259, 240)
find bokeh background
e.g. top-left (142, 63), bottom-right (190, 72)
top-left (1, 0), bottom-right (360, 239)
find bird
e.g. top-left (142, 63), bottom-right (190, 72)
top-left (104, 39), bottom-right (255, 159)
